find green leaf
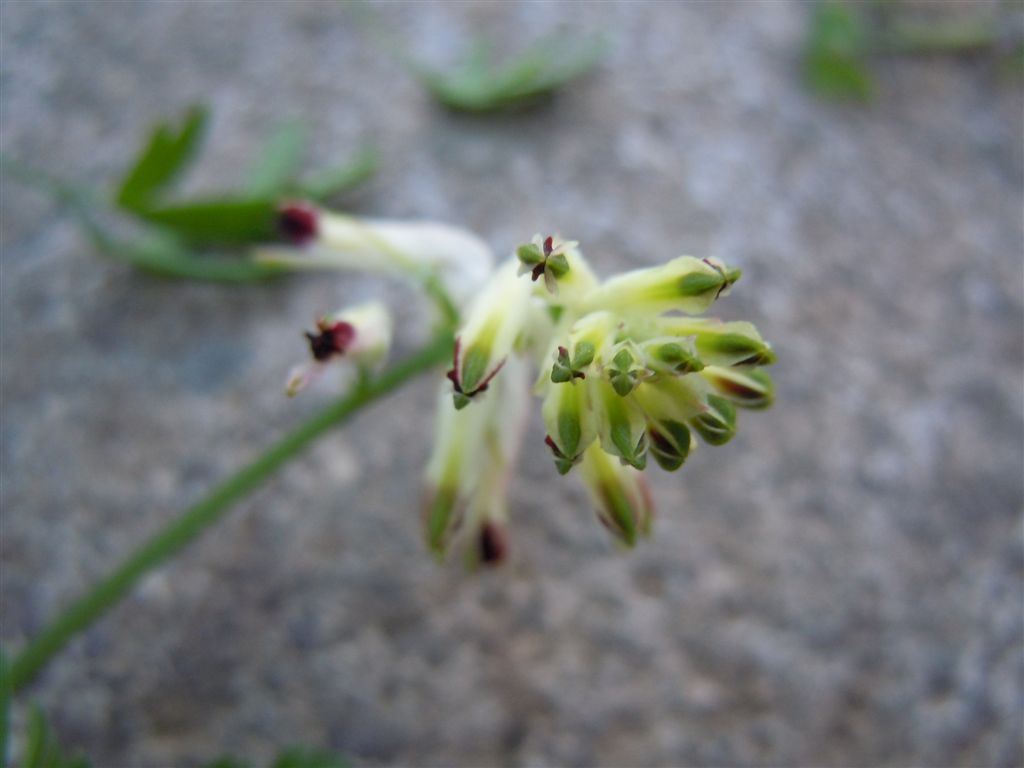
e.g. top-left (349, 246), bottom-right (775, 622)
top-left (134, 197), bottom-right (278, 245)
top-left (100, 232), bottom-right (289, 283)
top-left (23, 707), bottom-right (49, 768)
top-left (804, 1), bottom-right (873, 101)
top-left (295, 148), bottom-right (379, 202)
top-left (116, 105), bottom-right (208, 209)
top-left (244, 120), bottom-right (307, 196)
top-left (418, 33), bottom-right (606, 113)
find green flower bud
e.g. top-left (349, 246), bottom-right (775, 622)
top-left (581, 256), bottom-right (741, 317)
top-left (608, 348), bottom-right (642, 397)
top-left (648, 340), bottom-right (704, 374)
top-left (646, 420), bottom-right (693, 472)
top-left (449, 259), bottom-right (531, 406)
top-left (515, 235), bottom-right (597, 297)
top-left (632, 376), bottom-right (708, 424)
top-left (423, 388), bottom-right (491, 555)
top-left (542, 376), bottom-right (596, 473)
top-left (550, 342), bottom-right (594, 384)
top-left (701, 366), bottom-right (774, 409)
top-left (579, 443), bottom-right (654, 547)
top-left (689, 394), bottom-right (737, 446)
top-left (591, 378), bottom-right (647, 470)
top-left (650, 319), bottom-right (775, 367)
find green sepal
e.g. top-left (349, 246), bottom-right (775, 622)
top-left (547, 251), bottom-right (570, 278)
top-left (551, 364), bottom-right (573, 384)
top-left (655, 342), bottom-right (704, 373)
top-left (648, 421), bottom-right (691, 472)
top-left (459, 346), bottom-right (490, 393)
top-left (554, 457), bottom-right (575, 475)
top-left (452, 392), bottom-right (472, 410)
top-left (426, 486), bottom-right (459, 555)
top-left (704, 367), bottom-right (774, 409)
top-left (516, 243), bottom-right (544, 265)
top-left (689, 394), bottom-right (737, 446)
top-left (696, 333), bottom-right (775, 367)
top-left (571, 341), bottom-right (595, 369)
top-left (677, 271), bottom-right (724, 297)
top-left (610, 370), bottom-right (637, 397)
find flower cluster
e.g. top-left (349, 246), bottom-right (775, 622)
top-left (271, 207), bottom-right (774, 568)
top-left (427, 236), bottom-right (774, 565)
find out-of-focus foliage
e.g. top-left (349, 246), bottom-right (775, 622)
top-left (804, 0), bottom-right (1023, 101)
top-left (17, 707), bottom-right (91, 768)
top-left (114, 108), bottom-right (377, 245)
top-left (3, 106), bottom-right (377, 282)
top-left (205, 747), bottom-right (351, 768)
top-left (416, 34), bottom-right (606, 113)
top-left (804, 1), bottom-right (873, 101)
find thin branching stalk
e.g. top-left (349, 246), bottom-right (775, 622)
top-left (9, 331), bottom-right (454, 692)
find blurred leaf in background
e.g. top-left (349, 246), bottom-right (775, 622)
top-left (113, 107), bottom-right (378, 247)
top-left (4, 105), bottom-right (377, 282)
top-left (417, 33), bottom-right (606, 113)
top-left (803, 0), bottom-right (873, 101)
top-left (18, 706), bottom-right (90, 768)
top-left (803, 0), bottom-right (1023, 101)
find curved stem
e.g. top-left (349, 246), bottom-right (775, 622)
top-left (9, 332), bottom-right (454, 693)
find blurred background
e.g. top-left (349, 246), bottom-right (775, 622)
top-left (1, 1), bottom-right (1022, 766)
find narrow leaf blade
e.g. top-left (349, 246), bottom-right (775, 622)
top-left (135, 197), bottom-right (278, 244)
top-left (116, 105), bottom-right (209, 209)
top-left (244, 119), bottom-right (307, 196)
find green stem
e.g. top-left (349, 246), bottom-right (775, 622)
top-left (9, 331), bottom-right (454, 693)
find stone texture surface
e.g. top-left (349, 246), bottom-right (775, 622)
top-left (2, 2), bottom-right (1022, 767)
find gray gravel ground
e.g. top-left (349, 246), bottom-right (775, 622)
top-left (2, 2), bottom-right (1022, 767)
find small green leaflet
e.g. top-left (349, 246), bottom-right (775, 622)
top-left (804, 1), bottom-right (873, 101)
top-left (244, 119), bottom-right (308, 196)
top-left (418, 33), bottom-right (606, 113)
top-left (116, 105), bottom-right (208, 209)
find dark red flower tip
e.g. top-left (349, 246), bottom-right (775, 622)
top-left (305, 320), bottom-right (355, 361)
top-left (543, 236), bottom-right (553, 256)
top-left (277, 203), bottom-right (319, 245)
top-left (479, 522), bottom-right (507, 565)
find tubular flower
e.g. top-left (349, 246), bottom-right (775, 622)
top-left (285, 301), bottom-right (392, 397)
top-left (423, 356), bottom-right (529, 566)
top-left (254, 203), bottom-right (494, 305)
top-left (429, 235), bottom-right (775, 560)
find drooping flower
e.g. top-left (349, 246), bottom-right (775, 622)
top-left (255, 203), bottom-right (494, 305)
top-left (285, 301), bottom-right (392, 397)
top-left (276, 213), bottom-right (776, 565)
top-left (430, 235), bottom-right (775, 558)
